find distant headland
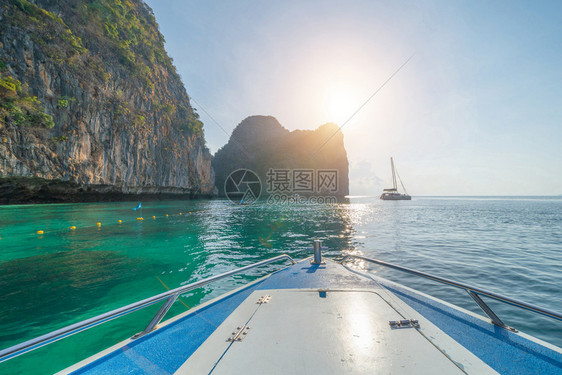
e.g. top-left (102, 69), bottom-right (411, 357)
top-left (213, 116), bottom-right (349, 201)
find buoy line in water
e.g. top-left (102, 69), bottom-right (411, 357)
top-left (30, 210), bottom-right (208, 237)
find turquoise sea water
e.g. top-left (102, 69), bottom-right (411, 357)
top-left (0, 197), bottom-right (561, 374)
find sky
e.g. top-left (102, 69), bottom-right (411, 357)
top-left (145, 0), bottom-right (562, 196)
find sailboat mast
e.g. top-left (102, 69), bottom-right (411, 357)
top-left (391, 157), bottom-right (397, 190)
top-left (396, 169), bottom-right (408, 195)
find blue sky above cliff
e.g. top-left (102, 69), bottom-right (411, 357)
top-left (145, 0), bottom-right (562, 196)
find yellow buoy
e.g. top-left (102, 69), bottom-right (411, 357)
top-left (165, 214), bottom-right (169, 217)
top-left (70, 226), bottom-right (76, 230)
top-left (37, 230), bottom-right (44, 235)
top-left (152, 216), bottom-right (156, 219)
top-left (137, 217), bottom-right (144, 220)
top-left (118, 220), bottom-right (122, 224)
top-left (188, 212), bottom-right (192, 214)
top-left (179, 213), bottom-right (182, 215)
top-left (97, 222), bottom-right (101, 227)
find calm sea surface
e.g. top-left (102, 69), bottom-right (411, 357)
top-left (0, 196), bottom-right (561, 374)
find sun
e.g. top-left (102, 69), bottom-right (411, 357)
top-left (322, 86), bottom-right (361, 125)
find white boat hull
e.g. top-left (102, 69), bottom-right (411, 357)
top-left (380, 192), bottom-right (411, 200)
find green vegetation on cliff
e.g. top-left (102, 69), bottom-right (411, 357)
top-left (0, 0), bottom-right (203, 136)
top-left (0, 0), bottom-right (214, 199)
top-left (84, 0), bottom-right (172, 81)
top-left (0, 70), bottom-right (54, 128)
top-left (11, 0), bottom-right (87, 60)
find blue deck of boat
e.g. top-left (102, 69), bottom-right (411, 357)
top-left (69, 260), bottom-right (562, 375)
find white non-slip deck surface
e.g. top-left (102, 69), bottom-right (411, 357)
top-left (176, 289), bottom-right (497, 374)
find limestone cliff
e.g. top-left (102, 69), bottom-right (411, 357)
top-left (0, 0), bottom-right (215, 203)
top-left (213, 116), bottom-right (349, 198)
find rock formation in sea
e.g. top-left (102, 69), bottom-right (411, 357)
top-left (0, 0), bottom-right (215, 203)
top-left (213, 116), bottom-right (349, 198)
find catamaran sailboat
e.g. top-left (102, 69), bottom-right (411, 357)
top-left (380, 157), bottom-right (411, 200)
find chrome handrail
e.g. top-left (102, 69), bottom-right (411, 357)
top-left (342, 254), bottom-right (562, 328)
top-left (0, 254), bottom-right (296, 363)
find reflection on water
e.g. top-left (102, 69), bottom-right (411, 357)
top-left (0, 197), bottom-right (561, 374)
top-left (0, 250), bottom-right (150, 342)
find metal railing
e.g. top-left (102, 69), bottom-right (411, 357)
top-left (0, 254), bottom-right (296, 363)
top-left (342, 254), bottom-right (562, 329)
